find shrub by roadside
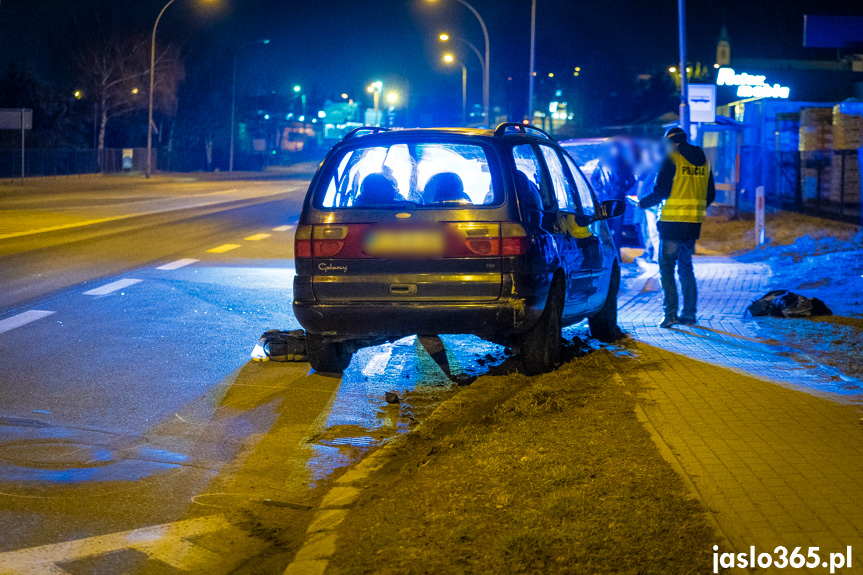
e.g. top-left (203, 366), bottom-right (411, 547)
top-left (326, 347), bottom-right (718, 575)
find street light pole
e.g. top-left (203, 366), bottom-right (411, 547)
top-left (677, 0), bottom-right (689, 135)
top-left (449, 0), bottom-right (490, 124)
top-left (461, 62), bottom-right (467, 127)
top-left (527, 0), bottom-right (536, 123)
top-left (444, 54), bottom-right (468, 126)
top-left (146, 0), bottom-right (176, 179)
top-left (230, 39), bottom-right (269, 173)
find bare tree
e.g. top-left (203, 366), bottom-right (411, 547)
top-left (72, 7), bottom-right (183, 153)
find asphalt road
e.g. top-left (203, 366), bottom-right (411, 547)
top-left (0, 176), bottom-right (506, 574)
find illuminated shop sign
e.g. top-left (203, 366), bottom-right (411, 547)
top-left (716, 67), bottom-right (790, 99)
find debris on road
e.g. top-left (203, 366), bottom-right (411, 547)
top-left (747, 289), bottom-right (832, 318)
top-left (384, 392), bottom-right (400, 404)
top-left (251, 329), bottom-right (307, 362)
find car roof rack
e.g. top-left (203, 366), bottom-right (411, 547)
top-left (343, 126), bottom-right (392, 140)
top-left (493, 122), bottom-right (553, 140)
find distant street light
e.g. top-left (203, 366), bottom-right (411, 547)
top-left (429, 0), bottom-right (489, 123)
top-left (367, 81), bottom-right (383, 111)
top-left (439, 32), bottom-right (485, 80)
top-left (443, 53), bottom-right (467, 126)
top-left (230, 38), bottom-right (269, 172)
top-left (341, 93), bottom-right (349, 99)
top-left (146, 0), bottom-right (217, 178)
top-left (291, 86), bottom-right (307, 122)
top-left (386, 91), bottom-right (399, 105)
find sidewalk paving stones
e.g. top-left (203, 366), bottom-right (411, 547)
top-left (616, 256), bottom-right (863, 569)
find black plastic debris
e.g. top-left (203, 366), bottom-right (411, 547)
top-left (251, 329), bottom-right (307, 362)
top-left (746, 290), bottom-right (832, 318)
top-left (384, 392), bottom-right (400, 404)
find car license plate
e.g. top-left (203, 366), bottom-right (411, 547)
top-left (364, 228), bottom-right (445, 257)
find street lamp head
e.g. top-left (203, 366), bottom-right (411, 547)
top-left (293, 85), bottom-right (301, 92)
top-left (386, 92), bottom-right (399, 104)
top-left (341, 93), bottom-right (349, 99)
top-left (668, 66), bottom-right (677, 73)
top-left (261, 39), bottom-right (270, 44)
top-left (443, 53), bottom-right (454, 63)
top-left (439, 33), bottom-right (449, 42)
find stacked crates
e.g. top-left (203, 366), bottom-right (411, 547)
top-left (798, 108), bottom-right (833, 201)
top-left (830, 103), bottom-right (862, 204)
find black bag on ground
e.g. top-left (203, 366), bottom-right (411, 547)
top-left (254, 329), bottom-right (307, 361)
top-left (746, 290), bottom-right (832, 318)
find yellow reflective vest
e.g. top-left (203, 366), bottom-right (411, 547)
top-left (660, 151), bottom-right (710, 223)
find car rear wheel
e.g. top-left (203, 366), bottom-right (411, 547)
top-left (519, 285), bottom-right (563, 376)
top-left (306, 334), bottom-right (353, 373)
top-left (589, 263), bottom-right (622, 343)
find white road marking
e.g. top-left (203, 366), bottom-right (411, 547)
top-left (156, 258), bottom-right (199, 271)
top-left (361, 344), bottom-right (394, 377)
top-left (0, 515), bottom-right (230, 575)
top-left (82, 278), bottom-right (142, 296)
top-left (0, 311), bottom-right (55, 335)
top-left (244, 233), bottom-right (271, 241)
top-left (272, 225), bottom-right (294, 232)
top-left (207, 244), bottom-right (241, 254)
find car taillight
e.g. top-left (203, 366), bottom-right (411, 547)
top-left (454, 223), bottom-right (500, 256)
top-left (295, 225), bottom-right (312, 258)
top-left (313, 225), bottom-right (348, 257)
top-left (501, 222), bottom-right (528, 256)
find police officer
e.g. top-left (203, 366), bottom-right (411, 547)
top-left (632, 127), bottom-right (715, 328)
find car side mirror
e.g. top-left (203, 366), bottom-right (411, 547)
top-left (600, 199), bottom-right (626, 219)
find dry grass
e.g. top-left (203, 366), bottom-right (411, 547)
top-left (326, 349), bottom-right (718, 575)
top-left (699, 211), bottom-right (860, 255)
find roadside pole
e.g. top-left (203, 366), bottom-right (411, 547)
top-left (527, 0), bottom-right (536, 122)
top-left (755, 185), bottom-right (766, 247)
top-left (21, 108), bottom-right (25, 184)
top-left (677, 0), bottom-right (689, 135)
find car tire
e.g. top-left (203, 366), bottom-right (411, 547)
top-left (589, 263), bottom-right (622, 343)
top-left (519, 284), bottom-right (563, 376)
top-left (306, 334), bottom-right (353, 373)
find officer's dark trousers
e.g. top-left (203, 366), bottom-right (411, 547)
top-left (658, 238), bottom-right (697, 320)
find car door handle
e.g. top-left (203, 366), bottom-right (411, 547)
top-left (390, 284), bottom-right (417, 295)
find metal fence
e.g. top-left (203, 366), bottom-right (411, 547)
top-left (0, 148), bottom-right (163, 180)
top-left (769, 149), bottom-right (861, 224)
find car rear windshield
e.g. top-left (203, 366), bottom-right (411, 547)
top-left (315, 141), bottom-right (500, 209)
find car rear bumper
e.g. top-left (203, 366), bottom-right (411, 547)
top-left (293, 298), bottom-right (541, 342)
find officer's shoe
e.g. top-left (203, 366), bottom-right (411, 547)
top-left (659, 315), bottom-right (678, 329)
top-left (678, 315), bottom-right (697, 325)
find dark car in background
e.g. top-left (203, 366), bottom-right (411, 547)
top-left (293, 124), bottom-right (624, 374)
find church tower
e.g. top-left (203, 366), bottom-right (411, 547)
top-left (716, 25), bottom-right (731, 67)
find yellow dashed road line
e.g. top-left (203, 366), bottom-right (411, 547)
top-left (207, 244), bottom-right (242, 254)
top-left (244, 233), bottom-right (271, 241)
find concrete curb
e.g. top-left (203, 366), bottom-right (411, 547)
top-left (606, 362), bottom-right (734, 552)
top-left (281, 450), bottom-right (388, 575)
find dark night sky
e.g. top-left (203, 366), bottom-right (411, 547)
top-left (1, 0), bottom-right (861, 120)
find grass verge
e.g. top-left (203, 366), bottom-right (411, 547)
top-left (699, 211), bottom-right (859, 255)
top-left (326, 347), bottom-right (718, 574)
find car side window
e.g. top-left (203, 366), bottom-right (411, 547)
top-left (563, 154), bottom-right (597, 217)
top-left (512, 144), bottom-right (556, 211)
top-left (539, 145), bottom-right (577, 213)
